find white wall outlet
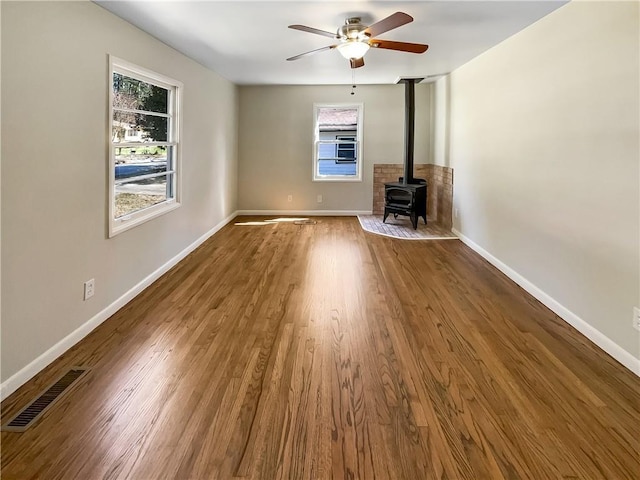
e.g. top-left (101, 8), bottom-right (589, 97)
top-left (317, 194), bottom-right (323, 203)
top-left (633, 307), bottom-right (640, 331)
top-left (454, 208), bottom-right (459, 218)
top-left (83, 279), bottom-right (95, 300)
top-left (287, 195), bottom-right (293, 202)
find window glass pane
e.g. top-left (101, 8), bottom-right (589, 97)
top-left (115, 175), bottom-right (169, 218)
top-left (317, 158), bottom-right (357, 176)
top-left (113, 73), bottom-right (168, 114)
top-left (337, 145), bottom-right (356, 159)
top-left (316, 143), bottom-right (357, 176)
top-left (318, 143), bottom-right (335, 159)
top-left (337, 137), bottom-right (357, 160)
top-left (317, 107), bottom-right (358, 133)
top-left (113, 111), bottom-right (168, 143)
top-left (114, 145), bottom-right (169, 180)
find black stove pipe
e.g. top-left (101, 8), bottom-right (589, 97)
top-left (397, 77), bottom-right (423, 185)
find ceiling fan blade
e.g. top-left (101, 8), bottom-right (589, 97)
top-left (364, 12), bottom-right (413, 38)
top-left (286, 45), bottom-right (336, 61)
top-left (370, 39), bottom-right (429, 54)
top-left (350, 57), bottom-right (365, 69)
top-left (288, 24), bottom-right (337, 39)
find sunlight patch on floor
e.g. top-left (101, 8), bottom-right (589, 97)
top-left (235, 217), bottom-right (311, 226)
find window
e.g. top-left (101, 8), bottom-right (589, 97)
top-left (313, 104), bottom-right (363, 181)
top-left (109, 56), bottom-right (182, 237)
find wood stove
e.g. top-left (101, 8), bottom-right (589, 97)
top-left (384, 182), bottom-right (427, 229)
top-left (383, 77), bottom-right (427, 230)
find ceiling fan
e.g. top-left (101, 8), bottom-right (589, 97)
top-left (286, 12), bottom-right (428, 69)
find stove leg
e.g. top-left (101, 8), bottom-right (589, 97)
top-left (383, 209), bottom-right (389, 224)
top-left (410, 212), bottom-right (418, 230)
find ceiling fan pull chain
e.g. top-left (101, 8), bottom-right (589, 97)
top-left (351, 70), bottom-right (357, 95)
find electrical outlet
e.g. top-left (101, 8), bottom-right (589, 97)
top-left (317, 194), bottom-right (323, 203)
top-left (454, 208), bottom-right (459, 218)
top-left (633, 307), bottom-right (640, 332)
top-left (287, 195), bottom-right (293, 202)
top-left (84, 279), bottom-right (95, 300)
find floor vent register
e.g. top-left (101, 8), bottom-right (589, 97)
top-left (2, 367), bottom-right (89, 432)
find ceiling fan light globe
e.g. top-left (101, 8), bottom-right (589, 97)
top-left (337, 41), bottom-right (370, 60)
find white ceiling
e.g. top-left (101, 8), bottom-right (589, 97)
top-left (95, 0), bottom-right (567, 85)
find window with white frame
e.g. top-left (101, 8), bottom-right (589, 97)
top-left (313, 104), bottom-right (363, 181)
top-left (109, 56), bottom-right (182, 237)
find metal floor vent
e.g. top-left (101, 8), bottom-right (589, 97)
top-left (2, 367), bottom-right (89, 432)
top-left (294, 219), bottom-right (317, 225)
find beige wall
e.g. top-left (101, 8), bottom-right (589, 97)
top-left (430, 77), bottom-right (450, 167)
top-left (237, 84), bottom-right (430, 212)
top-left (441, 1), bottom-right (639, 359)
top-left (1, 1), bottom-right (238, 382)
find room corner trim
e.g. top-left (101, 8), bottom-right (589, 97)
top-left (1, 211), bottom-right (239, 401)
top-left (452, 228), bottom-right (640, 377)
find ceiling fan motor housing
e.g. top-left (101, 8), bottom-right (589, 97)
top-left (338, 18), bottom-right (369, 40)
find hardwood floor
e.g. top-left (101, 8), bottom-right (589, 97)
top-left (2, 216), bottom-right (639, 479)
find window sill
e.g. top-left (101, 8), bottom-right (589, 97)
top-left (313, 178), bottom-right (363, 183)
top-left (109, 201), bottom-right (180, 237)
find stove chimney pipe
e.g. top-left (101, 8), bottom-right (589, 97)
top-left (396, 77), bottom-right (424, 185)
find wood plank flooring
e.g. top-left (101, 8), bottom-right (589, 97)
top-left (2, 216), bottom-right (639, 479)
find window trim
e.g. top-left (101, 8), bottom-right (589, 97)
top-left (108, 55), bottom-right (183, 237)
top-left (312, 103), bottom-right (363, 182)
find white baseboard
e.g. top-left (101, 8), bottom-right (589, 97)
top-left (1, 211), bottom-right (239, 401)
top-left (452, 228), bottom-right (640, 377)
top-left (236, 210), bottom-right (372, 216)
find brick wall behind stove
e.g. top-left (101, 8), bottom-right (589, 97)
top-left (373, 164), bottom-right (453, 229)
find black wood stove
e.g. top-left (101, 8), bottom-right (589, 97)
top-left (384, 181), bottom-right (427, 229)
top-left (383, 77), bottom-right (427, 230)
